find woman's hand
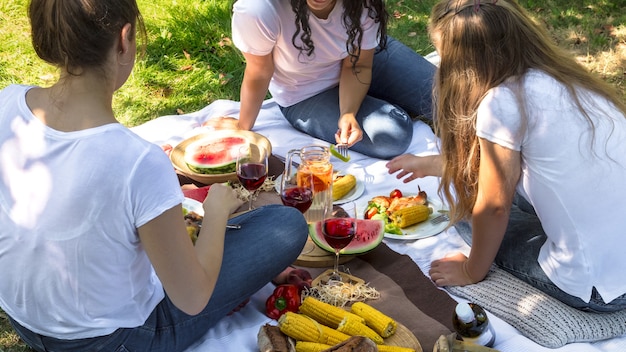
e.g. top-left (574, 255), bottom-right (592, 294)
top-left (335, 113), bottom-right (363, 147)
top-left (429, 253), bottom-right (476, 287)
top-left (386, 154), bottom-right (442, 182)
top-left (202, 183), bottom-right (244, 217)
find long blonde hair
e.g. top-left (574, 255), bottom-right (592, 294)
top-left (429, 0), bottom-right (626, 223)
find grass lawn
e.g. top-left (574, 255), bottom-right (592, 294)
top-left (0, 0), bottom-right (624, 350)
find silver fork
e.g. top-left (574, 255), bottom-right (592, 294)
top-left (430, 213), bottom-right (449, 225)
top-left (335, 143), bottom-right (349, 159)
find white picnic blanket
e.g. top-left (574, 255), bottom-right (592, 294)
top-left (131, 99), bottom-right (626, 352)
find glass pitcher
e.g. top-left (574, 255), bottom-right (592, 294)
top-left (284, 145), bottom-right (333, 223)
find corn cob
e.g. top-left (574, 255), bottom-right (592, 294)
top-left (350, 302), bottom-right (397, 338)
top-left (295, 341), bottom-right (332, 352)
top-left (337, 315), bottom-right (384, 344)
top-left (377, 345), bottom-right (417, 352)
top-left (390, 204), bottom-right (431, 228)
top-left (332, 174), bottom-right (357, 200)
top-left (299, 296), bottom-right (365, 328)
top-left (278, 311), bottom-right (350, 346)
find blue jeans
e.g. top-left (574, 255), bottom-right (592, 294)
top-left (455, 195), bottom-right (626, 313)
top-left (8, 204), bottom-right (309, 352)
top-left (280, 36), bottom-right (436, 160)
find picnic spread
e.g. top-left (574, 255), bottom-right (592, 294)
top-left (130, 98), bottom-right (626, 352)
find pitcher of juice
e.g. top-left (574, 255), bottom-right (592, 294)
top-left (284, 145), bottom-right (333, 223)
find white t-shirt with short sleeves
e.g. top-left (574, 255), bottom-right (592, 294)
top-left (232, 0), bottom-right (380, 107)
top-left (0, 84), bottom-right (184, 339)
top-left (476, 70), bottom-right (626, 303)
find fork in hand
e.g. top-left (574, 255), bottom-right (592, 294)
top-left (335, 143), bottom-right (349, 160)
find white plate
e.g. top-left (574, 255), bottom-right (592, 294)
top-left (362, 197), bottom-right (450, 240)
top-left (182, 198), bottom-right (204, 216)
top-left (273, 174), bottom-right (365, 205)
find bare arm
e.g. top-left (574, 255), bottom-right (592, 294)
top-left (238, 52), bottom-right (274, 131)
top-left (429, 138), bottom-right (520, 286)
top-left (138, 184), bottom-right (244, 315)
top-left (386, 154), bottom-right (443, 182)
top-left (336, 48), bottom-right (375, 146)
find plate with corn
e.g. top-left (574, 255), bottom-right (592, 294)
top-left (363, 191), bottom-right (450, 240)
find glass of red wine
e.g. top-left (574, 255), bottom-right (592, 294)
top-left (322, 202), bottom-right (357, 282)
top-left (279, 170), bottom-right (313, 214)
top-left (280, 169), bottom-right (316, 254)
top-left (236, 144), bottom-right (268, 210)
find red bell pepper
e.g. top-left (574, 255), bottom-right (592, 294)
top-left (265, 284), bottom-right (301, 320)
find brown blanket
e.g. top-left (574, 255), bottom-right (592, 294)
top-left (303, 244), bottom-right (456, 349)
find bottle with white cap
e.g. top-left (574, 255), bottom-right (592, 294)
top-left (452, 302), bottom-right (495, 347)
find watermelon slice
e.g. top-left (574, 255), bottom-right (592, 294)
top-left (184, 136), bottom-right (247, 174)
top-left (182, 186), bottom-right (211, 202)
top-left (308, 219), bottom-right (385, 255)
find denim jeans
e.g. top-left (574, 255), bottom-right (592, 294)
top-left (280, 36), bottom-right (436, 160)
top-left (8, 204), bottom-right (309, 352)
top-left (455, 195), bottom-right (626, 313)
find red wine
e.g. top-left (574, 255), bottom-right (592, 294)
top-left (281, 187), bottom-right (313, 213)
top-left (237, 163), bottom-right (267, 191)
top-left (322, 218), bottom-right (356, 250)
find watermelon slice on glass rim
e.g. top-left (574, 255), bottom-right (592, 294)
top-left (308, 219), bottom-right (385, 255)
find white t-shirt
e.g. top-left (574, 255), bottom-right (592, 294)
top-left (0, 84), bottom-right (184, 339)
top-left (476, 70), bottom-right (626, 303)
top-left (232, 0), bottom-right (380, 107)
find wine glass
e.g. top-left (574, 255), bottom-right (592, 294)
top-left (280, 169), bottom-right (316, 254)
top-left (322, 202), bottom-right (357, 282)
top-left (236, 144), bottom-right (268, 210)
top-left (279, 170), bottom-right (313, 214)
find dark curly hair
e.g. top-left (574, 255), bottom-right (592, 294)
top-left (290, 0), bottom-right (388, 70)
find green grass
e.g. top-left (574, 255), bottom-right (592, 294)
top-left (0, 0), bottom-right (624, 350)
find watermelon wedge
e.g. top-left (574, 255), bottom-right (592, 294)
top-left (184, 136), bottom-right (247, 174)
top-left (308, 219), bottom-right (385, 255)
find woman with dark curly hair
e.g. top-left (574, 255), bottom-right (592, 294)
top-left (232, 0), bottom-right (436, 159)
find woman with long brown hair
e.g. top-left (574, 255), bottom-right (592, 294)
top-left (0, 1), bottom-right (308, 350)
top-left (387, 0), bottom-right (626, 312)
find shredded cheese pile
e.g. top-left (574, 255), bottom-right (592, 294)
top-left (229, 176), bottom-right (276, 202)
top-left (302, 281), bottom-right (380, 308)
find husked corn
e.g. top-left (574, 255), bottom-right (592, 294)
top-left (377, 345), bottom-right (417, 352)
top-left (299, 296), bottom-right (365, 328)
top-left (295, 341), bottom-right (332, 352)
top-left (278, 312), bottom-right (350, 346)
top-left (337, 316), bottom-right (384, 344)
top-left (350, 302), bottom-right (397, 338)
top-left (391, 205), bottom-right (431, 228)
top-left (332, 174), bottom-right (357, 200)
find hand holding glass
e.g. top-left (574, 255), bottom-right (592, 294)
top-left (236, 145), bottom-right (268, 210)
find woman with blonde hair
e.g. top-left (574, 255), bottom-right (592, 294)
top-left (387, 0), bottom-right (626, 312)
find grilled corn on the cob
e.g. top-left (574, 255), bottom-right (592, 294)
top-left (278, 312), bottom-right (350, 346)
top-left (378, 345), bottom-right (417, 352)
top-left (337, 316), bottom-right (384, 344)
top-left (294, 341), bottom-right (332, 352)
top-left (390, 204), bottom-right (431, 228)
top-left (332, 174), bottom-right (357, 200)
top-left (299, 296), bottom-right (365, 328)
top-left (350, 302), bottom-right (397, 338)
